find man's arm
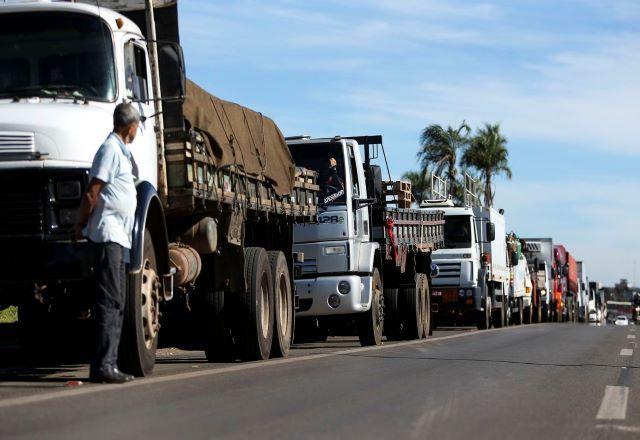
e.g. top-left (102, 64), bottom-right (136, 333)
top-left (73, 177), bottom-right (106, 241)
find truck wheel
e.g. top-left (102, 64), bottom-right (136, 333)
top-left (541, 303), bottom-right (548, 322)
top-left (492, 307), bottom-right (503, 328)
top-left (383, 288), bottom-right (403, 341)
top-left (524, 304), bottom-right (532, 324)
top-left (477, 297), bottom-right (490, 330)
top-left (513, 298), bottom-right (523, 325)
top-left (267, 251), bottom-right (292, 358)
top-left (204, 289), bottom-right (233, 362)
top-left (419, 275), bottom-right (431, 338)
top-left (120, 229), bottom-right (160, 377)
top-left (240, 247), bottom-right (274, 360)
top-left (401, 282), bottom-right (423, 340)
top-left (359, 268), bottom-right (383, 346)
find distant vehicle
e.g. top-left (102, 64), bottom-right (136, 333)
top-left (588, 309), bottom-right (598, 323)
top-left (522, 238), bottom-right (554, 323)
top-left (614, 316), bottom-right (629, 326)
top-left (420, 175), bottom-right (510, 331)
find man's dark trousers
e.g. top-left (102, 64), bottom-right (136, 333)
top-left (91, 242), bottom-right (127, 375)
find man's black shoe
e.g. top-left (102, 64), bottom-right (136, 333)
top-left (90, 367), bottom-right (135, 384)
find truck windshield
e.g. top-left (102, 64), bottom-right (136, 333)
top-left (0, 12), bottom-right (116, 102)
top-left (289, 142), bottom-right (346, 205)
top-left (443, 215), bottom-right (472, 249)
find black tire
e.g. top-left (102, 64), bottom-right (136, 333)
top-left (541, 303), bottom-right (549, 323)
top-left (240, 247), bottom-right (274, 360)
top-left (477, 296), bottom-right (490, 330)
top-left (524, 304), bottom-right (532, 324)
top-left (119, 229), bottom-right (159, 377)
top-left (492, 306), bottom-right (503, 328)
top-left (203, 289), bottom-right (233, 362)
top-left (513, 298), bottom-right (523, 325)
top-left (358, 268), bottom-right (383, 346)
top-left (267, 251), bottom-right (292, 358)
top-left (419, 275), bottom-right (431, 338)
top-left (383, 288), bottom-right (403, 341)
top-left (401, 281), bottom-right (423, 340)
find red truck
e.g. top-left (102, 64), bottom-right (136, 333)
top-left (553, 245), bottom-right (578, 322)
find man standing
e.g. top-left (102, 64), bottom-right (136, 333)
top-left (74, 103), bottom-right (140, 384)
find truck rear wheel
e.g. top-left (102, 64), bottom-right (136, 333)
top-left (419, 275), bottom-right (431, 338)
top-left (477, 297), bottom-right (490, 330)
top-left (120, 229), bottom-right (159, 377)
top-left (240, 247), bottom-right (274, 360)
top-left (384, 288), bottom-right (403, 341)
top-left (541, 303), bottom-right (548, 322)
top-left (358, 268), bottom-right (383, 346)
top-left (513, 298), bottom-right (524, 325)
top-left (267, 251), bottom-right (292, 358)
top-left (400, 282), bottom-right (423, 340)
top-left (524, 303), bottom-right (532, 324)
top-left (492, 307), bottom-right (503, 328)
top-left (203, 289), bottom-right (233, 362)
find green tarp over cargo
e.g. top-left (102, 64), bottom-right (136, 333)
top-left (182, 80), bottom-right (295, 197)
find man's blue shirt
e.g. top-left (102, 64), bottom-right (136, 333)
top-left (83, 133), bottom-right (137, 249)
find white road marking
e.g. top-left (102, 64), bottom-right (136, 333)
top-left (596, 386), bottom-right (629, 420)
top-left (595, 424), bottom-right (640, 433)
top-left (0, 327), bottom-right (492, 409)
top-left (627, 335), bottom-right (635, 339)
top-left (620, 349), bottom-right (633, 356)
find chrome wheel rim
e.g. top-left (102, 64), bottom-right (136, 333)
top-left (140, 259), bottom-right (160, 350)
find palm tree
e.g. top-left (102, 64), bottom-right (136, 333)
top-left (461, 123), bottom-right (512, 206)
top-left (417, 121), bottom-right (470, 203)
top-left (402, 170), bottom-right (431, 206)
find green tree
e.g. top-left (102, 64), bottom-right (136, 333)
top-left (417, 121), bottom-right (470, 203)
top-left (402, 170), bottom-right (431, 206)
top-left (461, 123), bottom-right (512, 207)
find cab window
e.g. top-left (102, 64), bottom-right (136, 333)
top-left (124, 42), bottom-right (149, 102)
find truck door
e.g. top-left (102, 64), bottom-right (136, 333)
top-left (123, 39), bottom-right (157, 184)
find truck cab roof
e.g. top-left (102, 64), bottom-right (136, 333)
top-left (0, 1), bottom-right (143, 36)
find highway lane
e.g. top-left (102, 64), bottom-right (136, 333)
top-left (0, 323), bottom-right (638, 439)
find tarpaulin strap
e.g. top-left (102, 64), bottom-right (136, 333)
top-left (242, 108), bottom-right (266, 175)
top-left (386, 217), bottom-right (398, 262)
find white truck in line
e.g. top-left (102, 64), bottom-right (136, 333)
top-left (287, 135), bottom-right (444, 345)
top-left (506, 233), bottom-right (533, 325)
top-left (0, 0), bottom-right (319, 375)
top-left (421, 187), bottom-right (510, 330)
top-left (522, 238), bottom-right (554, 322)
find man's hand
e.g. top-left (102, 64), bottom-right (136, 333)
top-left (74, 178), bottom-right (106, 242)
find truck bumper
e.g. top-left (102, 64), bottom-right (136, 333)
top-left (295, 275), bottom-right (372, 317)
top-left (0, 239), bottom-right (93, 286)
top-left (431, 286), bottom-right (480, 322)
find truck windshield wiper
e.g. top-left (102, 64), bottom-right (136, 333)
top-left (0, 85), bottom-right (57, 99)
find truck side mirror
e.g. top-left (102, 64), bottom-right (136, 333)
top-left (486, 222), bottom-right (495, 242)
top-left (158, 42), bottom-right (186, 101)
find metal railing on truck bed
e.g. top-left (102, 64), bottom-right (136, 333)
top-left (375, 208), bottom-right (445, 267)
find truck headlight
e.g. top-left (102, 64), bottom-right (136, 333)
top-left (338, 280), bottom-right (351, 294)
top-left (56, 181), bottom-right (82, 200)
top-left (458, 289), bottom-right (465, 297)
top-left (58, 208), bottom-right (79, 226)
top-left (324, 245), bottom-right (346, 255)
top-left (540, 289), bottom-right (547, 296)
top-left (328, 294), bottom-right (341, 308)
top-left (466, 290), bottom-right (473, 297)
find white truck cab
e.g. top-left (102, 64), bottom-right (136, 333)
top-left (289, 137), bottom-right (375, 317)
top-left (422, 199), bottom-right (509, 330)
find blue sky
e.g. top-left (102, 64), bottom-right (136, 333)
top-left (178, 0), bottom-right (640, 286)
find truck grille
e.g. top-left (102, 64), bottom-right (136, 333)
top-left (437, 262), bottom-right (461, 277)
top-left (0, 131), bottom-right (35, 154)
top-left (0, 174), bottom-right (44, 238)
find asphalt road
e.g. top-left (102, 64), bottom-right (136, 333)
top-left (0, 323), bottom-right (638, 439)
